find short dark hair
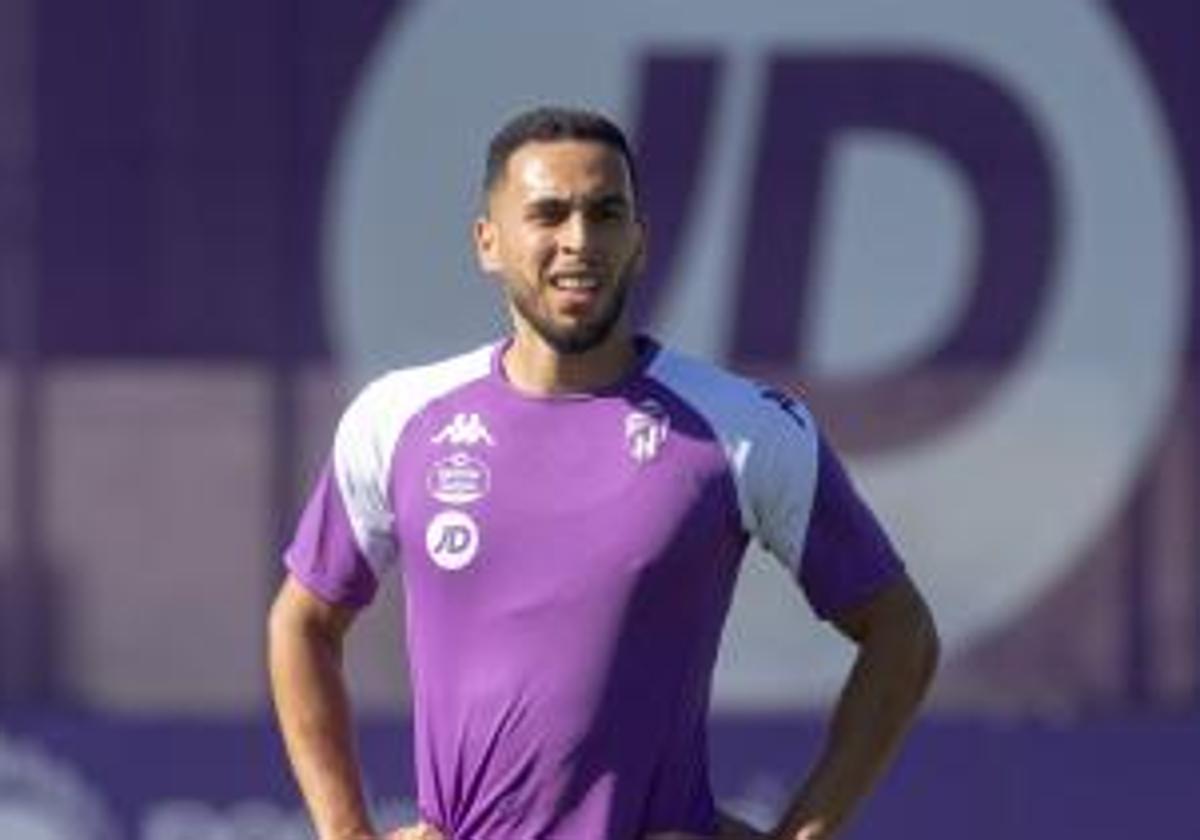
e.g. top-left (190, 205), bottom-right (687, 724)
top-left (483, 105), bottom-right (639, 198)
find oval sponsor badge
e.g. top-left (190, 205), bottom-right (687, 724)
top-left (426, 451), bottom-right (491, 505)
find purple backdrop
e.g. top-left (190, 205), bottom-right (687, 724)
top-left (2, 713), bottom-right (1198, 839)
top-left (1, 1), bottom-right (1198, 838)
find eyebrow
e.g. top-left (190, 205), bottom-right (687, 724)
top-left (524, 193), bottom-right (631, 212)
top-left (593, 194), bottom-right (631, 211)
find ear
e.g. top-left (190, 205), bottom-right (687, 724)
top-left (632, 215), bottom-right (649, 275)
top-left (474, 216), bottom-right (502, 274)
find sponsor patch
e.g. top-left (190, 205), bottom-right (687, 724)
top-left (426, 510), bottom-right (480, 571)
top-left (426, 451), bottom-right (491, 505)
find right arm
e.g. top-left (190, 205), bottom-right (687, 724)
top-left (273, 374), bottom-right (444, 840)
top-left (267, 575), bottom-right (380, 840)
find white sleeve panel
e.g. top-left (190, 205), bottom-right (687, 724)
top-left (647, 349), bottom-right (821, 573)
top-left (331, 343), bottom-right (495, 574)
top-left (741, 390), bottom-right (821, 574)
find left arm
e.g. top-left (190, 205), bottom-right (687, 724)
top-left (768, 575), bottom-right (939, 839)
top-left (703, 400), bottom-right (939, 840)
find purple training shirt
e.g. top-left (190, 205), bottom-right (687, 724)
top-left (285, 337), bottom-right (903, 839)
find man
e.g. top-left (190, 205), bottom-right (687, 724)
top-left (268, 106), bottom-right (939, 840)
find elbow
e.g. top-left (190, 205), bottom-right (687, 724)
top-left (912, 598), bottom-right (940, 694)
top-left (891, 584), bottom-right (940, 703)
top-left (845, 578), bottom-right (941, 700)
top-left (876, 579), bottom-right (941, 696)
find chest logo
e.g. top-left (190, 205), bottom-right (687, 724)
top-left (432, 412), bottom-right (495, 447)
top-left (426, 510), bottom-right (480, 571)
top-left (426, 452), bottom-right (491, 505)
top-left (624, 399), bottom-right (670, 463)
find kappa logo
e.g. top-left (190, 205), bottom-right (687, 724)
top-left (432, 413), bottom-right (494, 447)
top-left (625, 400), bottom-right (670, 463)
top-left (425, 510), bottom-right (480, 571)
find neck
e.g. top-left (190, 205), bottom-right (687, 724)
top-left (502, 324), bottom-right (638, 396)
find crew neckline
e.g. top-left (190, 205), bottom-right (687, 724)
top-left (488, 334), bottom-right (661, 402)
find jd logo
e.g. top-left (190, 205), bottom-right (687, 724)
top-left (328, 0), bottom-right (1187, 701)
top-left (425, 510), bottom-right (480, 571)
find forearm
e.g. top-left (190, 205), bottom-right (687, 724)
top-left (268, 600), bottom-right (375, 840)
top-left (775, 596), bottom-right (938, 839)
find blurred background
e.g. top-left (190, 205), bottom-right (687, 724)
top-left (1, 1), bottom-right (1197, 838)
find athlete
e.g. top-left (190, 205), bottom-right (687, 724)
top-left (268, 106), bottom-right (939, 840)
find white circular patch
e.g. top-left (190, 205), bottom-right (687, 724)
top-left (327, 0), bottom-right (1188, 703)
top-left (425, 510), bottom-right (481, 571)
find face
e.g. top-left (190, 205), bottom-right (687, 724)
top-left (475, 139), bottom-right (646, 355)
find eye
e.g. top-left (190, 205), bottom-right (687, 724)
top-left (590, 200), bottom-right (630, 224)
top-left (527, 200), bottom-right (569, 226)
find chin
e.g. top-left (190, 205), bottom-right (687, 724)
top-left (516, 290), bottom-right (628, 356)
top-left (545, 331), bottom-right (608, 355)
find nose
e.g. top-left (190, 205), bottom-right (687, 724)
top-left (558, 210), bottom-right (594, 255)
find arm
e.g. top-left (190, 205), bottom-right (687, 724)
top-left (267, 575), bottom-right (379, 840)
top-left (771, 576), bottom-right (939, 840)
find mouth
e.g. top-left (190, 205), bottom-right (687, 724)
top-left (546, 274), bottom-right (607, 314)
top-left (548, 274), bottom-right (603, 293)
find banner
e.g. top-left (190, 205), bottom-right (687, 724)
top-left (0, 0), bottom-right (1196, 715)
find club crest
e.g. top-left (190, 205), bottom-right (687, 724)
top-left (624, 400), bottom-right (670, 463)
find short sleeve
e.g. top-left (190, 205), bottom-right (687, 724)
top-left (284, 460), bottom-right (380, 608)
top-left (746, 393), bottom-right (904, 619)
top-left (745, 391), bottom-right (821, 567)
top-left (795, 436), bottom-right (905, 619)
top-left (283, 380), bottom-right (402, 608)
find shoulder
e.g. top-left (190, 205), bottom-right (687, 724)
top-left (645, 344), bottom-right (817, 447)
top-left (336, 342), bottom-right (496, 449)
top-left (646, 344), bottom-right (824, 545)
top-left (351, 343), bottom-right (495, 411)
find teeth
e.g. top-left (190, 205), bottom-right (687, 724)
top-left (553, 276), bottom-right (599, 290)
